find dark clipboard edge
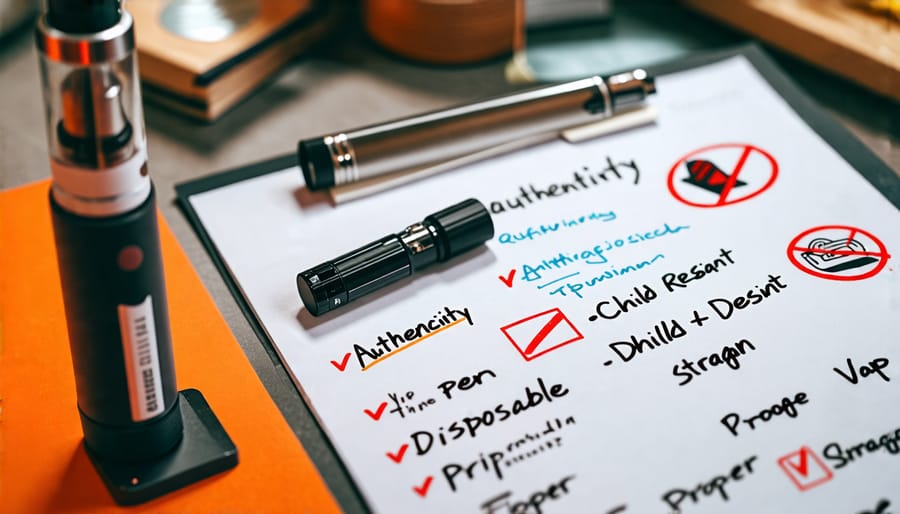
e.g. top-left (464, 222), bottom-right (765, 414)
top-left (174, 42), bottom-right (900, 514)
top-left (176, 153), bottom-right (295, 370)
top-left (174, 154), bottom-right (372, 514)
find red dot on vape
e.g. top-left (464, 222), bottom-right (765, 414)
top-left (117, 245), bottom-right (144, 271)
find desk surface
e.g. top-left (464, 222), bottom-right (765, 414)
top-left (1, 9), bottom-right (897, 513)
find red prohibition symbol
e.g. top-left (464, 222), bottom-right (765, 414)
top-left (668, 143), bottom-right (778, 208)
top-left (787, 225), bottom-right (890, 281)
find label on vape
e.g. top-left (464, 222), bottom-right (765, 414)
top-left (118, 295), bottom-right (164, 422)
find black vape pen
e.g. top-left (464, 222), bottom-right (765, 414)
top-left (38, 0), bottom-right (181, 462)
top-left (297, 198), bottom-right (494, 316)
top-left (37, 0), bottom-right (235, 503)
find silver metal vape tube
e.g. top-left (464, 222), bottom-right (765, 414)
top-left (299, 69), bottom-right (656, 190)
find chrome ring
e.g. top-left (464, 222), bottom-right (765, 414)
top-left (326, 133), bottom-right (358, 185)
top-left (36, 12), bottom-right (135, 65)
top-left (592, 76), bottom-right (613, 118)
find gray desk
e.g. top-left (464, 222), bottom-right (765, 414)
top-left (1, 15), bottom-right (897, 514)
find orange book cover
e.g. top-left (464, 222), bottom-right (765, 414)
top-left (0, 180), bottom-right (341, 513)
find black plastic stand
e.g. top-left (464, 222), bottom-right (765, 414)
top-left (84, 389), bottom-right (238, 505)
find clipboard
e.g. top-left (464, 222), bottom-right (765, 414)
top-left (176, 43), bottom-right (900, 512)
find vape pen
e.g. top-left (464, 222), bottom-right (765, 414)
top-left (297, 198), bottom-right (494, 315)
top-left (298, 70), bottom-right (655, 190)
top-left (36, 1), bottom-right (237, 503)
top-left (36, 0), bottom-right (182, 461)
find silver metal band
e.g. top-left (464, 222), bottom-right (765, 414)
top-left (399, 222), bottom-right (440, 267)
top-left (400, 223), bottom-right (435, 255)
top-left (592, 75), bottom-right (613, 118)
top-left (604, 69), bottom-right (654, 112)
top-left (36, 12), bottom-right (135, 65)
top-left (326, 133), bottom-right (359, 185)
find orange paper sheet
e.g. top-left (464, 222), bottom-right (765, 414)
top-left (0, 180), bottom-right (341, 513)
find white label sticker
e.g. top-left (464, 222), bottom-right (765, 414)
top-left (118, 295), bottom-right (164, 421)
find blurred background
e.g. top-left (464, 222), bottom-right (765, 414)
top-left (0, 1), bottom-right (897, 511)
top-left (1, 1), bottom-right (896, 187)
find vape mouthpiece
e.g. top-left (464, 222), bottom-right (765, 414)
top-left (47, 0), bottom-right (121, 33)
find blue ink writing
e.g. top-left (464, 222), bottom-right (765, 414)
top-left (498, 210), bottom-right (617, 245)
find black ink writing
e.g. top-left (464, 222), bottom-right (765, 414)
top-left (481, 475), bottom-right (576, 514)
top-left (411, 377), bottom-right (570, 456)
top-left (662, 456), bottom-right (757, 511)
top-left (353, 306), bottom-right (473, 369)
top-left (707, 275), bottom-right (788, 320)
top-left (590, 284), bottom-right (658, 321)
top-left (834, 357), bottom-right (891, 384)
top-left (609, 319), bottom-right (687, 363)
top-left (488, 156), bottom-right (639, 214)
top-left (720, 392), bottom-right (809, 436)
top-left (661, 248), bottom-right (736, 292)
top-left (822, 427), bottom-right (900, 469)
top-left (438, 369), bottom-right (497, 399)
top-left (674, 339), bottom-right (756, 386)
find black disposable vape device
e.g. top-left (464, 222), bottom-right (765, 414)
top-left (298, 198), bottom-right (494, 316)
top-left (36, 0), bottom-right (236, 504)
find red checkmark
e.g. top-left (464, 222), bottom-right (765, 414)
top-left (330, 353), bottom-right (352, 372)
top-left (364, 401), bottom-right (388, 421)
top-left (524, 311), bottom-right (566, 355)
top-left (498, 269), bottom-right (516, 288)
top-left (787, 447), bottom-right (809, 476)
top-left (500, 307), bottom-right (584, 362)
top-left (386, 443), bottom-right (409, 463)
top-left (777, 446), bottom-right (833, 492)
top-left (413, 476), bottom-right (434, 497)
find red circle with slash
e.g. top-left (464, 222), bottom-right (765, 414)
top-left (668, 143), bottom-right (778, 208)
top-left (787, 225), bottom-right (890, 281)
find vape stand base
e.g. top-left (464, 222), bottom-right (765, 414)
top-left (84, 389), bottom-right (238, 505)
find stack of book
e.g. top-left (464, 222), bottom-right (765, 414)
top-left (130, 0), bottom-right (334, 121)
